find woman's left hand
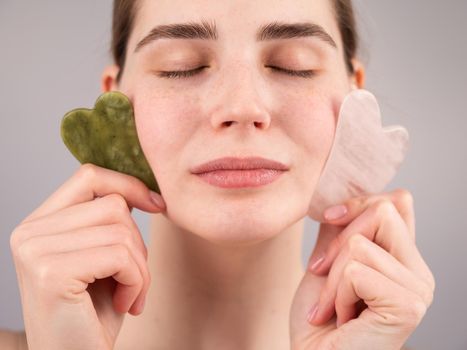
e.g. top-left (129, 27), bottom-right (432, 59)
top-left (289, 189), bottom-right (435, 350)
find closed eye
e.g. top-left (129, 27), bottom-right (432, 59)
top-left (267, 66), bottom-right (315, 78)
top-left (156, 66), bottom-right (315, 79)
top-left (157, 66), bottom-right (207, 79)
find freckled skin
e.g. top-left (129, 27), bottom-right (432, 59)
top-left (98, 0), bottom-right (366, 348)
top-left (112, 0), bottom-right (354, 243)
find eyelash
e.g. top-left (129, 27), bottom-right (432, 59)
top-left (157, 66), bottom-right (315, 79)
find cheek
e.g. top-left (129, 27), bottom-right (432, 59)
top-left (131, 89), bottom-right (199, 175)
top-left (282, 90), bottom-right (338, 162)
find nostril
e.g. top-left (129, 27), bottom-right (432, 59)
top-left (220, 121), bottom-right (264, 128)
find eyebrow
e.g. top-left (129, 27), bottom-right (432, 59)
top-left (134, 19), bottom-right (337, 53)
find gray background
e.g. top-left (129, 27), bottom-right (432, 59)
top-left (1, 1), bottom-right (466, 349)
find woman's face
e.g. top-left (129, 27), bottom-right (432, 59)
top-left (112, 0), bottom-right (357, 246)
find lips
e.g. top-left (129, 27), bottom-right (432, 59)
top-left (190, 156), bottom-right (289, 174)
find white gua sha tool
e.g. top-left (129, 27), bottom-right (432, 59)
top-left (308, 88), bottom-right (410, 222)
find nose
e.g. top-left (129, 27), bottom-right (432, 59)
top-left (209, 64), bottom-right (271, 132)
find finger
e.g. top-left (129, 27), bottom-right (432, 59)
top-left (14, 194), bottom-right (148, 260)
top-left (307, 223), bottom-right (344, 269)
top-left (310, 199), bottom-right (431, 285)
top-left (309, 188), bottom-right (415, 270)
top-left (22, 164), bottom-right (165, 223)
top-left (323, 188), bottom-right (415, 242)
top-left (37, 244), bottom-right (144, 314)
top-left (332, 261), bottom-right (427, 334)
top-left (388, 188), bottom-right (416, 241)
top-left (312, 234), bottom-right (434, 325)
top-left (17, 223), bottom-right (151, 313)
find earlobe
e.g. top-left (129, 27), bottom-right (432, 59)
top-left (350, 58), bottom-right (366, 89)
top-left (101, 65), bottom-right (120, 92)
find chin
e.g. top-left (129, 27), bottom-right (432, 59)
top-left (165, 199), bottom-right (307, 248)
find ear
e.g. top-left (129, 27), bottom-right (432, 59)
top-left (350, 58), bottom-right (366, 89)
top-left (101, 64), bottom-right (120, 92)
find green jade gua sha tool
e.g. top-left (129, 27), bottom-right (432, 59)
top-left (60, 91), bottom-right (160, 194)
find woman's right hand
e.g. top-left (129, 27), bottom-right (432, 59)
top-left (9, 164), bottom-right (166, 350)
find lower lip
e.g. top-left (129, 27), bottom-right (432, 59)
top-left (195, 169), bottom-right (286, 188)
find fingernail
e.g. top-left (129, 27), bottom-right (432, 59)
top-left (307, 303), bottom-right (319, 323)
top-left (324, 204), bottom-right (347, 221)
top-left (308, 253), bottom-right (325, 272)
top-left (149, 191), bottom-right (166, 209)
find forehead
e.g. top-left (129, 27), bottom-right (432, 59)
top-left (130, 0), bottom-right (341, 49)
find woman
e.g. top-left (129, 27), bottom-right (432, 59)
top-left (5, 0), bottom-right (435, 349)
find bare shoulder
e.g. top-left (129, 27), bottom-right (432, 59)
top-left (0, 329), bottom-right (27, 350)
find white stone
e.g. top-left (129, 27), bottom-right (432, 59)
top-left (308, 89), bottom-right (409, 222)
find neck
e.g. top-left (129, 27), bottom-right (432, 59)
top-left (141, 213), bottom-right (305, 350)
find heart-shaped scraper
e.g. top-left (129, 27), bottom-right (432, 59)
top-left (61, 91), bottom-right (160, 194)
top-left (308, 89), bottom-right (409, 222)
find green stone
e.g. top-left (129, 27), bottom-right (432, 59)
top-left (60, 91), bottom-right (160, 194)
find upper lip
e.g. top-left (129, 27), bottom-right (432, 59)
top-left (191, 156), bottom-right (290, 174)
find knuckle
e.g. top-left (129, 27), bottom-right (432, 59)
top-left (113, 223), bottom-right (147, 265)
top-left (34, 257), bottom-right (81, 302)
top-left (343, 260), bottom-right (361, 280)
top-left (10, 223), bottom-right (34, 252)
top-left (9, 226), bottom-right (23, 253)
top-left (346, 234), bottom-right (367, 255)
top-left (382, 295), bottom-right (427, 330)
top-left (404, 296), bottom-right (427, 328)
top-left (423, 286), bottom-right (435, 307)
top-left (393, 188), bottom-right (414, 207)
top-left (15, 239), bottom-right (37, 265)
top-left (76, 163), bottom-right (99, 182)
top-left (114, 223), bottom-right (134, 248)
top-left (373, 199), bottom-right (396, 218)
top-left (114, 244), bottom-right (131, 268)
top-left (374, 293), bottom-right (427, 330)
top-left (35, 258), bottom-right (60, 288)
top-left (423, 273), bottom-right (436, 306)
top-left (105, 193), bottom-right (130, 216)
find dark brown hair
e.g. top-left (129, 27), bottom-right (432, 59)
top-left (332, 0), bottom-right (358, 74)
top-left (111, 0), bottom-right (358, 83)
